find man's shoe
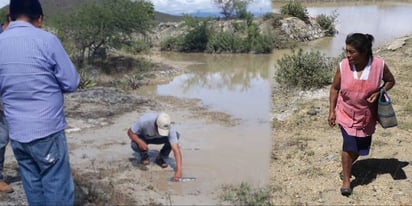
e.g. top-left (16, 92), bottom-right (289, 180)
top-left (0, 181), bottom-right (13, 193)
top-left (140, 152), bottom-right (150, 165)
top-left (155, 156), bottom-right (168, 168)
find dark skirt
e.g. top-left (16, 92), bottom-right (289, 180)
top-left (340, 126), bottom-right (372, 156)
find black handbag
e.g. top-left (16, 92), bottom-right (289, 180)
top-left (377, 88), bottom-right (398, 128)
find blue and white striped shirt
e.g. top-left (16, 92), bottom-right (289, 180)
top-left (0, 21), bottom-right (80, 143)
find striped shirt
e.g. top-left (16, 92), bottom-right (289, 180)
top-left (0, 21), bottom-right (80, 142)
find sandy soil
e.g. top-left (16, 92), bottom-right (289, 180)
top-left (270, 35), bottom-right (412, 205)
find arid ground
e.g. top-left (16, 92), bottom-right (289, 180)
top-left (270, 35), bottom-right (412, 205)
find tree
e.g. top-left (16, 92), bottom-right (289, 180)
top-left (52, 0), bottom-right (155, 66)
top-left (212, 0), bottom-right (254, 19)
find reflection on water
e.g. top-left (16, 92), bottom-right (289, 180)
top-left (156, 53), bottom-right (275, 122)
top-left (274, 2), bottom-right (412, 57)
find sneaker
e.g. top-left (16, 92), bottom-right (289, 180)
top-left (155, 156), bottom-right (168, 168)
top-left (140, 152), bottom-right (150, 165)
top-left (0, 181), bottom-right (13, 193)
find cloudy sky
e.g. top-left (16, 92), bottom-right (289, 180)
top-left (151, 0), bottom-right (271, 16)
top-left (0, 0), bottom-right (271, 16)
top-left (0, 0), bottom-right (7, 9)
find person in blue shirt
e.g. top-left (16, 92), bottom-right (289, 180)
top-left (128, 112), bottom-right (183, 181)
top-left (0, 0), bottom-right (80, 204)
top-left (0, 13), bottom-right (13, 194)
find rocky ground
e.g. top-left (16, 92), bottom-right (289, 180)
top-left (270, 35), bottom-right (412, 205)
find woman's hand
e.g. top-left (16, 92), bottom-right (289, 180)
top-left (367, 91), bottom-right (379, 103)
top-left (328, 112), bottom-right (336, 127)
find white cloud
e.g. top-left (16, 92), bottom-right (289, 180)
top-left (0, 0), bottom-right (8, 9)
top-left (150, 0), bottom-right (271, 16)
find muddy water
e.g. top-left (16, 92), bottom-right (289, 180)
top-left (273, 1), bottom-right (412, 56)
top-left (137, 53), bottom-right (289, 201)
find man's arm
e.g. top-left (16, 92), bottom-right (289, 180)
top-left (127, 128), bottom-right (148, 151)
top-left (171, 143), bottom-right (182, 181)
top-left (50, 35), bottom-right (80, 93)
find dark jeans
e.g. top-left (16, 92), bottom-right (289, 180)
top-left (10, 130), bottom-right (74, 206)
top-left (131, 133), bottom-right (179, 158)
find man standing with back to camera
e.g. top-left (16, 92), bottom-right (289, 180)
top-left (0, 0), bottom-right (80, 205)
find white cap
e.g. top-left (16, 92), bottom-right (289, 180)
top-left (156, 112), bottom-right (171, 136)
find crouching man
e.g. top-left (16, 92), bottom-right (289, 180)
top-left (128, 112), bottom-right (182, 181)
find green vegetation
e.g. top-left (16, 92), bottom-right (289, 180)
top-left (316, 11), bottom-right (338, 36)
top-left (280, 2), bottom-right (309, 22)
top-left (212, 0), bottom-right (254, 19)
top-left (51, 0), bottom-right (155, 66)
top-left (0, 9), bottom-right (7, 22)
top-left (78, 70), bottom-right (97, 89)
top-left (275, 49), bottom-right (336, 90)
top-left (160, 14), bottom-right (277, 54)
top-left (221, 182), bottom-right (272, 206)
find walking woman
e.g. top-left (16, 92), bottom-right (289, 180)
top-left (328, 33), bottom-right (395, 196)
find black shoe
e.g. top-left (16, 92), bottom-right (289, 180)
top-left (340, 187), bottom-right (352, 196)
top-left (140, 152), bottom-right (149, 165)
top-left (155, 156), bottom-right (168, 168)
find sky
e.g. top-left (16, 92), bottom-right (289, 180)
top-left (0, 0), bottom-right (272, 16)
top-left (150, 0), bottom-right (271, 16)
top-left (0, 0), bottom-right (7, 9)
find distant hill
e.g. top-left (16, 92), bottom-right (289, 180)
top-left (1, 0), bottom-right (183, 23)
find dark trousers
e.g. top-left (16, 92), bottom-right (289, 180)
top-left (131, 135), bottom-right (172, 158)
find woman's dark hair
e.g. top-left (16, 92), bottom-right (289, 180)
top-left (345, 33), bottom-right (375, 57)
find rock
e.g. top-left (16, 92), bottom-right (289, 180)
top-left (65, 87), bottom-right (155, 120)
top-left (280, 17), bottom-right (326, 41)
top-left (387, 38), bottom-right (407, 51)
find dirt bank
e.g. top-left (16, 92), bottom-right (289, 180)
top-left (270, 35), bottom-right (412, 205)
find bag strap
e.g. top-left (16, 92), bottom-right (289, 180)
top-left (379, 87), bottom-right (390, 103)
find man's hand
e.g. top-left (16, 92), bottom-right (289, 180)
top-left (173, 170), bottom-right (182, 181)
top-left (138, 140), bottom-right (148, 151)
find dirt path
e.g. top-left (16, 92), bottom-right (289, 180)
top-left (270, 35), bottom-right (412, 205)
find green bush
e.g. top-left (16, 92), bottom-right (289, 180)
top-left (160, 36), bottom-right (183, 51)
top-left (78, 70), bottom-right (97, 89)
top-left (280, 2), bottom-right (308, 22)
top-left (207, 31), bottom-right (239, 53)
top-left (316, 11), bottom-right (338, 36)
top-left (221, 182), bottom-right (271, 206)
top-left (275, 49), bottom-right (335, 90)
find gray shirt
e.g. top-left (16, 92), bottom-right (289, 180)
top-left (131, 112), bottom-right (179, 145)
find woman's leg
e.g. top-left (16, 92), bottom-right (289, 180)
top-left (341, 151), bottom-right (359, 189)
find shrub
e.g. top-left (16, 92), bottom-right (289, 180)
top-left (280, 2), bottom-right (308, 22)
top-left (316, 11), bottom-right (338, 36)
top-left (78, 70), bottom-right (97, 89)
top-left (221, 182), bottom-right (272, 206)
top-left (275, 49), bottom-right (335, 90)
top-left (207, 31), bottom-right (240, 53)
top-left (160, 35), bottom-right (184, 51)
